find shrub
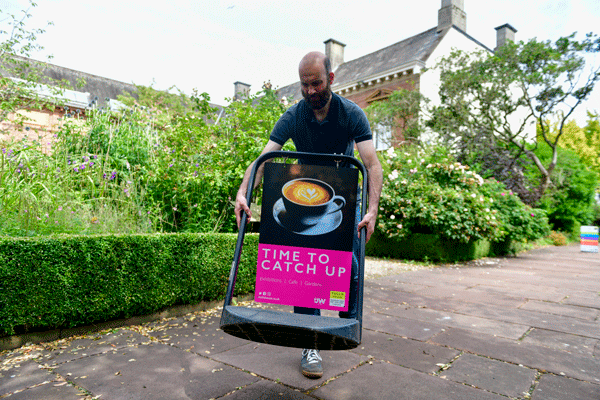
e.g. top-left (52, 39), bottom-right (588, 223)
top-left (548, 231), bottom-right (568, 246)
top-left (479, 180), bottom-right (550, 243)
top-left (377, 145), bottom-right (550, 246)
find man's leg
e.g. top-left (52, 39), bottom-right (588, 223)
top-left (294, 306), bottom-right (322, 378)
top-left (296, 191), bottom-right (361, 378)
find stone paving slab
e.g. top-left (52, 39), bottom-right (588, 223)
top-left (412, 284), bottom-right (473, 298)
top-left (210, 342), bottom-right (367, 391)
top-left (38, 329), bottom-right (148, 366)
top-left (366, 279), bottom-right (429, 293)
top-left (440, 353), bottom-right (537, 398)
top-left (431, 288), bottom-right (527, 309)
top-left (531, 374), bottom-right (600, 400)
top-left (452, 303), bottom-right (600, 339)
top-left (467, 284), bottom-right (567, 302)
top-left (521, 328), bottom-right (599, 358)
top-left (53, 340), bottom-right (259, 400)
top-left (368, 284), bottom-right (529, 317)
top-left (381, 304), bottom-right (530, 340)
top-left (519, 299), bottom-right (599, 321)
top-left (430, 328), bottom-right (600, 384)
top-left (220, 379), bottom-right (316, 399)
top-left (563, 293), bottom-right (600, 309)
top-left (3, 380), bottom-right (83, 400)
top-left (351, 329), bottom-right (459, 373)
top-left (311, 360), bottom-right (506, 400)
top-left (145, 315), bottom-right (251, 355)
top-left (364, 286), bottom-right (434, 308)
top-left (361, 310), bottom-right (443, 341)
top-left (0, 360), bottom-right (57, 397)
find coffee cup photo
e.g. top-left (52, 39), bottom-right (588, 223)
top-left (281, 178), bottom-right (346, 226)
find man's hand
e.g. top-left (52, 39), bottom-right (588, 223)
top-left (235, 140), bottom-right (283, 230)
top-left (235, 191), bottom-right (251, 229)
top-left (357, 211), bottom-right (377, 243)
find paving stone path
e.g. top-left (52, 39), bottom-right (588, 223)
top-left (1, 244), bottom-right (599, 399)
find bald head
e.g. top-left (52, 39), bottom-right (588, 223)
top-left (299, 51), bottom-right (332, 77)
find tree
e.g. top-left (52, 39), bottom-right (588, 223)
top-left (0, 1), bottom-right (65, 132)
top-left (429, 33), bottom-right (600, 205)
top-left (364, 88), bottom-right (427, 147)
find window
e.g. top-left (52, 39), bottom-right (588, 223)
top-left (372, 122), bottom-right (392, 151)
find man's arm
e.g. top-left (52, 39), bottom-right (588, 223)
top-left (355, 140), bottom-right (383, 243)
top-left (235, 140), bottom-right (283, 229)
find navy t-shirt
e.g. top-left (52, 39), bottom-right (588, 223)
top-left (269, 93), bottom-right (372, 166)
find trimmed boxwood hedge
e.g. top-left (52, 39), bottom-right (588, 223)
top-left (366, 231), bottom-right (492, 262)
top-left (0, 233), bottom-right (258, 337)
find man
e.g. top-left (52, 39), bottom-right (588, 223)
top-left (235, 51), bottom-right (383, 379)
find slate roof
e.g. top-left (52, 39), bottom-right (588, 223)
top-left (2, 55), bottom-right (225, 114)
top-left (333, 27), bottom-right (444, 87)
top-left (2, 55), bottom-right (138, 108)
top-left (276, 25), bottom-right (492, 101)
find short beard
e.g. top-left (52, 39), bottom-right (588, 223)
top-left (303, 83), bottom-right (332, 111)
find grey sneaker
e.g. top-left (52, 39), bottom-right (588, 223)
top-left (301, 349), bottom-right (323, 378)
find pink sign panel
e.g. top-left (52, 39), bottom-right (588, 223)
top-left (255, 243), bottom-right (353, 311)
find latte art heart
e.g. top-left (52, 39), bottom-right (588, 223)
top-left (284, 180), bottom-right (331, 205)
top-left (301, 188), bottom-right (318, 200)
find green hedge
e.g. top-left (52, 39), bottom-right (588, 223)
top-left (0, 233), bottom-right (258, 337)
top-left (366, 231), bottom-right (502, 262)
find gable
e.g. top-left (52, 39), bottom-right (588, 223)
top-left (365, 88), bottom-right (395, 104)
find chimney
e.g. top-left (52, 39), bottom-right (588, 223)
top-left (324, 38), bottom-right (346, 72)
top-left (233, 81), bottom-right (250, 100)
top-left (437, 0), bottom-right (466, 33)
top-left (494, 24), bottom-right (517, 51)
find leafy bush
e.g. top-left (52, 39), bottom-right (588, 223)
top-left (479, 180), bottom-right (550, 243)
top-left (548, 231), bottom-right (568, 246)
top-left (377, 145), bottom-right (550, 246)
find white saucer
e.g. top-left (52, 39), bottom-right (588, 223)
top-left (272, 198), bottom-right (342, 236)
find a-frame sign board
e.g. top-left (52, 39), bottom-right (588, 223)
top-left (220, 151), bottom-right (367, 350)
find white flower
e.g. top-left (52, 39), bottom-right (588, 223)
top-left (401, 179), bottom-right (408, 185)
top-left (388, 170), bottom-right (399, 180)
top-left (397, 224), bottom-right (403, 229)
top-left (386, 147), bottom-right (396, 157)
top-left (470, 193), bottom-right (476, 198)
top-left (390, 215), bottom-right (396, 220)
top-left (480, 196), bottom-right (484, 202)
